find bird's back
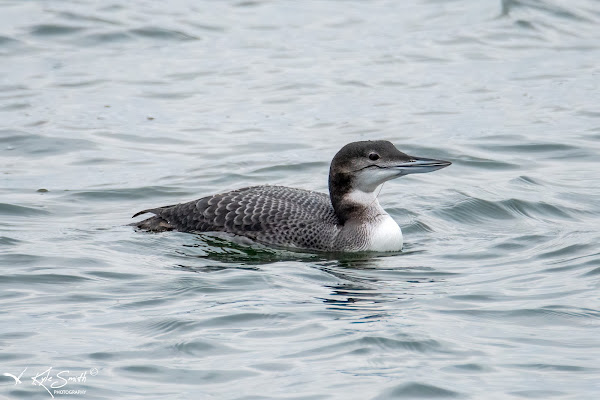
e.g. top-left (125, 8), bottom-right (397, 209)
top-left (134, 185), bottom-right (341, 250)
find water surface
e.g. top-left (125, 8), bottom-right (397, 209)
top-left (1, 0), bottom-right (599, 399)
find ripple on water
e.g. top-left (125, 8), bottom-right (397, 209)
top-left (536, 242), bottom-right (594, 261)
top-left (507, 363), bottom-right (594, 372)
top-left (282, 335), bottom-right (445, 360)
top-left (102, 318), bottom-right (201, 337)
top-left (477, 141), bottom-right (594, 160)
top-left (501, 0), bottom-right (594, 23)
top-left (106, 313), bottom-right (289, 338)
top-left (443, 363), bottom-right (493, 373)
top-left (0, 35), bottom-right (22, 49)
top-left (85, 270), bottom-right (146, 280)
top-left (435, 195), bottom-right (580, 225)
top-left (0, 203), bottom-right (49, 216)
top-left (118, 364), bottom-right (258, 385)
top-left (4, 108), bottom-right (34, 118)
top-left (583, 266), bottom-right (600, 277)
top-left (438, 306), bottom-right (600, 327)
top-left (500, 198), bottom-right (576, 220)
top-left (171, 339), bottom-right (243, 358)
top-left (29, 24), bottom-right (85, 36)
top-left (402, 219), bottom-right (434, 235)
top-left (1, 130), bottom-right (95, 156)
top-left (79, 31), bottom-right (133, 45)
top-left (0, 352), bottom-right (31, 363)
top-left (55, 11), bottom-right (120, 26)
top-left (435, 197), bottom-right (515, 224)
top-left (0, 273), bottom-right (91, 285)
top-left (251, 161), bottom-right (326, 174)
top-left (242, 322), bottom-right (327, 339)
top-left (491, 233), bottom-right (549, 251)
top-left (374, 382), bottom-right (462, 399)
top-left (64, 186), bottom-right (193, 202)
top-left (452, 155), bottom-right (519, 170)
top-left (508, 389), bottom-right (567, 399)
top-left (129, 27), bottom-right (198, 41)
top-left (88, 338), bottom-right (241, 361)
top-left (54, 79), bottom-right (104, 88)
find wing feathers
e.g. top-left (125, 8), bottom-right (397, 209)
top-left (133, 186), bottom-right (339, 249)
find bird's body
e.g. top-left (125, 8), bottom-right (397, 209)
top-left (133, 141), bottom-right (450, 252)
top-left (134, 185), bottom-right (403, 252)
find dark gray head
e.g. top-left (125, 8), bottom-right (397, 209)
top-left (328, 140), bottom-right (451, 223)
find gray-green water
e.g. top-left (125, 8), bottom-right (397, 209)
top-left (1, 0), bottom-right (600, 399)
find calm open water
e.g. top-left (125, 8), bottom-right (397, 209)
top-left (1, 0), bottom-right (600, 399)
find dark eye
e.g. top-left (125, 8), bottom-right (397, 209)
top-left (368, 153), bottom-right (380, 161)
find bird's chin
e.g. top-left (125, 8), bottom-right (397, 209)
top-left (353, 168), bottom-right (404, 192)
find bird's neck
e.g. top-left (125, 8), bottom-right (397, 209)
top-left (329, 172), bottom-right (384, 224)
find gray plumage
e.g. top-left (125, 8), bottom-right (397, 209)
top-left (133, 185), bottom-right (363, 251)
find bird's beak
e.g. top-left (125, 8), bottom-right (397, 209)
top-left (392, 156), bottom-right (451, 175)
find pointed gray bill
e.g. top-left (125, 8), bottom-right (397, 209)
top-left (393, 157), bottom-right (451, 175)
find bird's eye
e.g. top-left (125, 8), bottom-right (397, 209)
top-left (368, 153), bottom-right (380, 161)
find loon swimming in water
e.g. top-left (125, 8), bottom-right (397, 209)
top-left (133, 140), bottom-right (450, 252)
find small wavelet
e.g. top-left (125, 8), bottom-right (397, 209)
top-left (0, 102), bottom-right (30, 111)
top-left (501, 0), bottom-right (594, 23)
top-left (507, 363), bottom-right (592, 372)
top-left (251, 161), bottom-right (326, 174)
top-left (79, 31), bottom-right (133, 45)
top-left (436, 194), bottom-right (580, 225)
top-left (66, 186), bottom-right (193, 201)
top-left (435, 196), bottom-right (515, 224)
top-left (0, 273), bottom-right (91, 285)
top-left (0, 236), bottom-right (22, 246)
top-left (56, 11), bottom-right (120, 26)
top-left (172, 340), bottom-right (240, 357)
top-left (508, 389), bottom-right (567, 398)
top-left (118, 364), bottom-right (258, 385)
top-left (438, 306), bottom-right (600, 327)
top-left (282, 334), bottom-right (446, 360)
top-left (54, 79), bottom-right (104, 88)
top-left (0, 203), bottom-right (49, 216)
top-left (1, 130), bottom-right (95, 156)
top-left (443, 363), bottom-right (492, 372)
top-left (451, 155), bottom-right (518, 170)
top-left (476, 142), bottom-right (584, 158)
top-left (129, 27), bottom-right (198, 41)
top-left (374, 382), bottom-right (461, 399)
top-left (0, 35), bottom-right (22, 48)
top-left (29, 24), bottom-right (85, 36)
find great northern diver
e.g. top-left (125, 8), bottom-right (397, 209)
top-left (133, 140), bottom-right (450, 252)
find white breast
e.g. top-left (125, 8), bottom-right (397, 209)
top-left (367, 214), bottom-right (403, 252)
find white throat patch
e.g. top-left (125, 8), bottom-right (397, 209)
top-left (345, 186), bottom-right (382, 208)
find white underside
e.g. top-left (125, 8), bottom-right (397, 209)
top-left (345, 187), bottom-right (403, 252)
top-left (366, 214), bottom-right (403, 252)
